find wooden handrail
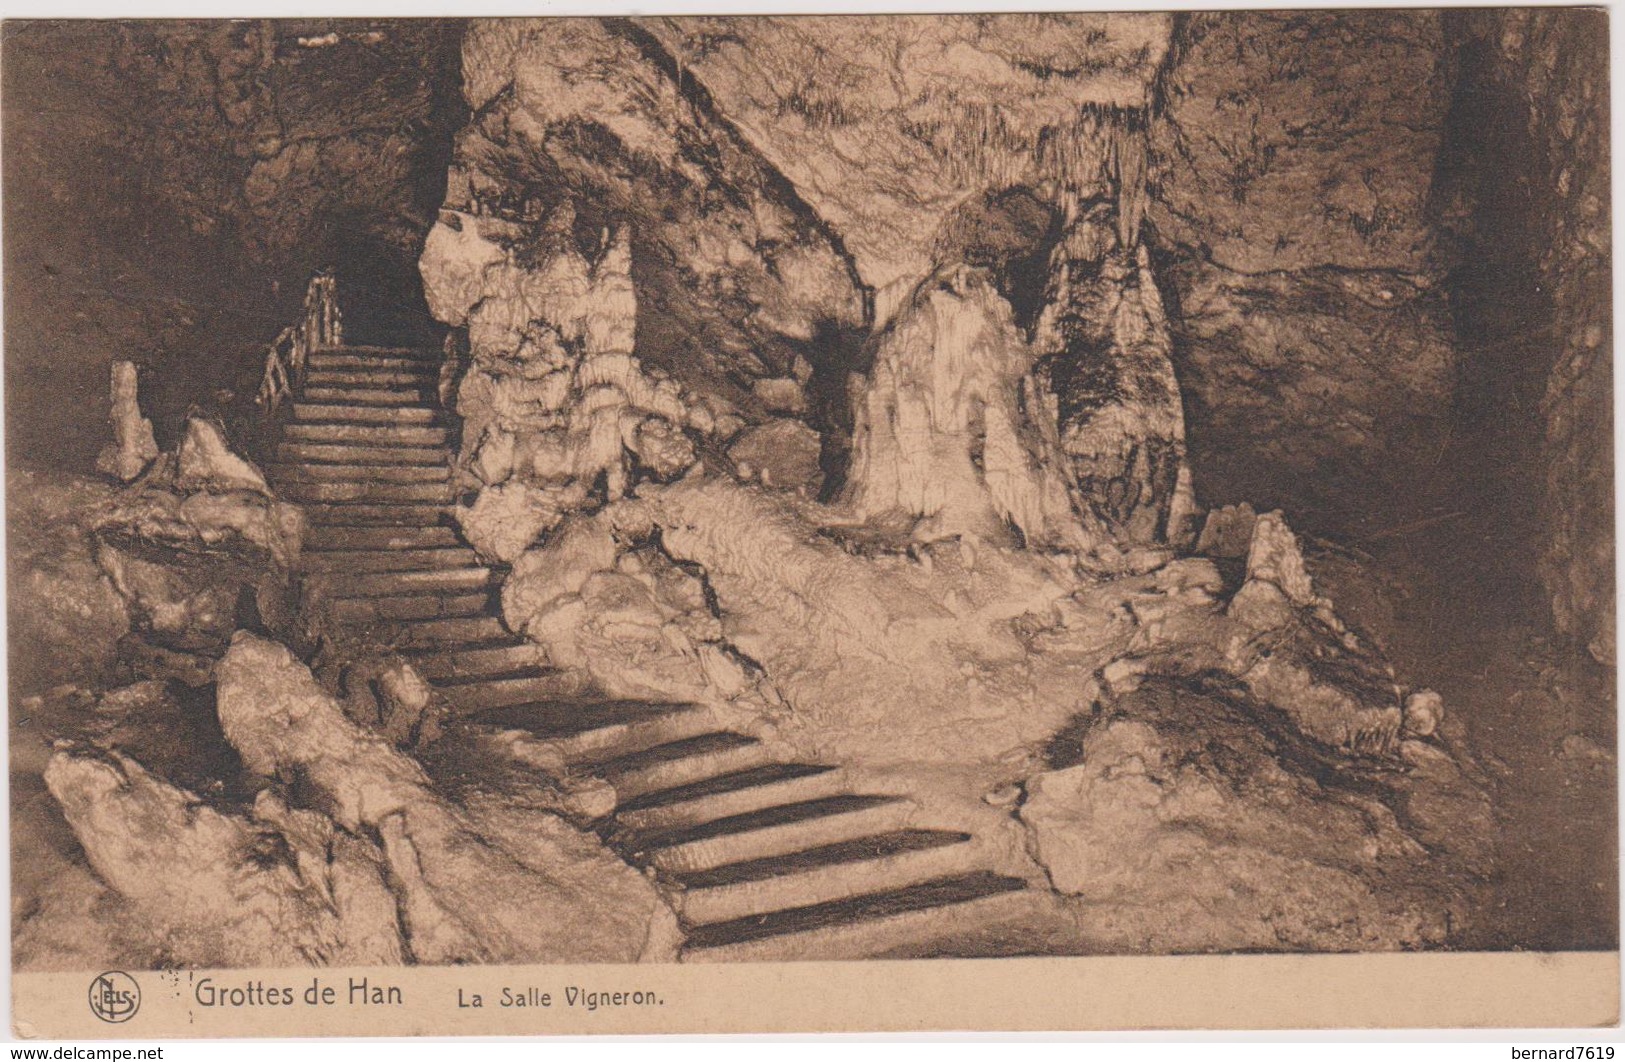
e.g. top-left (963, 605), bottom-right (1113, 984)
top-left (257, 272), bottom-right (343, 413)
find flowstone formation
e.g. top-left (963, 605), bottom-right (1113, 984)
top-left (410, 14), bottom-right (1497, 954)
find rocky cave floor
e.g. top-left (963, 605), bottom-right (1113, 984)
top-left (8, 444), bottom-right (1615, 967)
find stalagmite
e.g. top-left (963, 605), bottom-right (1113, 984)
top-left (1034, 213), bottom-right (1187, 548)
top-left (839, 265), bottom-right (1096, 549)
top-left (94, 361), bottom-right (159, 483)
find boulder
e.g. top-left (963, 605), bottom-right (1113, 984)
top-left (215, 632), bottom-right (679, 964)
top-left (455, 480), bottom-right (575, 565)
top-left (6, 469), bottom-right (131, 693)
top-left (175, 416), bottom-right (271, 495)
top-left (340, 655), bottom-right (443, 748)
top-left (44, 749), bottom-right (404, 968)
top-left (1019, 682), bottom-right (1491, 952)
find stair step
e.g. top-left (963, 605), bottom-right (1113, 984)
top-left (306, 369), bottom-right (438, 388)
top-left (293, 403), bottom-right (439, 425)
top-left (407, 641), bottom-right (548, 682)
top-left (676, 830), bottom-right (981, 926)
top-left (305, 525), bottom-right (462, 550)
top-left (437, 669), bottom-right (585, 713)
top-left (302, 386), bottom-right (429, 406)
top-left (305, 356), bottom-right (439, 375)
top-left (327, 589), bottom-right (494, 625)
top-left (468, 700), bottom-right (692, 741)
top-left (319, 344), bottom-right (439, 361)
top-left (278, 442), bottom-right (448, 467)
top-left (630, 793), bottom-right (914, 875)
top-left (594, 733), bottom-right (775, 801)
top-left (281, 480), bottom-right (456, 504)
top-left (283, 423), bottom-right (450, 447)
top-left (579, 731), bottom-right (759, 779)
top-left (613, 763), bottom-right (845, 835)
top-left (679, 873), bottom-right (1030, 961)
top-left (482, 705), bottom-right (722, 778)
top-left (304, 503), bottom-right (451, 526)
top-left (302, 547), bottom-right (480, 574)
top-left (271, 463), bottom-right (449, 484)
top-left (385, 615), bottom-right (512, 649)
top-left (308, 566), bottom-right (494, 598)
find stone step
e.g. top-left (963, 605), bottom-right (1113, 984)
top-left (589, 732), bottom-right (776, 802)
top-left (318, 344), bottom-right (439, 361)
top-left (628, 793), bottom-right (915, 875)
top-left (277, 442), bottom-right (448, 467)
top-left (292, 403), bottom-right (439, 426)
top-left (304, 524), bottom-right (462, 551)
top-left (305, 357), bottom-right (439, 376)
top-left (306, 369), bottom-right (438, 388)
top-left (307, 566), bottom-right (495, 599)
top-left (674, 829), bottom-right (981, 927)
top-left (385, 615), bottom-right (512, 649)
top-left (406, 641), bottom-right (548, 682)
top-left (467, 700), bottom-right (694, 742)
top-left (327, 589), bottom-right (494, 625)
top-left (271, 462), bottom-right (449, 484)
top-left (436, 669), bottom-right (585, 713)
top-left (280, 480), bottom-right (457, 504)
top-left (302, 547), bottom-right (481, 574)
top-left (679, 873), bottom-right (1032, 962)
top-left (613, 763), bottom-right (845, 835)
top-left (302, 386), bottom-right (429, 407)
top-left (483, 704), bottom-right (723, 777)
top-left (303, 502), bottom-right (451, 526)
top-left (283, 423), bottom-right (450, 447)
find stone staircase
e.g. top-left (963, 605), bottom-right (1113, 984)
top-left (267, 341), bottom-right (1039, 962)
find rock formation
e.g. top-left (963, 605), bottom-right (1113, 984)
top-left (1149, 11), bottom-right (1458, 519)
top-left (45, 749), bottom-right (405, 968)
top-left (216, 633), bottom-right (680, 964)
top-left (11, 11), bottom-right (1610, 970)
top-left (94, 361), bottom-right (160, 483)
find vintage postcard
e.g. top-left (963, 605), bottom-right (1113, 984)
top-left (4, 9), bottom-right (1616, 1038)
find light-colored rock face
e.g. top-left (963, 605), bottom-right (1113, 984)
top-left (215, 633), bottom-right (679, 964)
top-left (650, 14), bottom-right (1172, 299)
top-left (45, 750), bottom-right (404, 968)
top-left (176, 417), bottom-right (271, 496)
top-left (840, 266), bottom-right (1091, 549)
top-left (95, 361), bottom-right (159, 483)
top-left (434, 14), bottom-right (1190, 557)
top-left (421, 198), bottom-right (724, 557)
top-left (1019, 683), bottom-right (1491, 953)
top-left (444, 17), bottom-right (867, 414)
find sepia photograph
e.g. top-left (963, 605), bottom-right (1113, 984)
top-left (2, 7), bottom-right (1615, 1036)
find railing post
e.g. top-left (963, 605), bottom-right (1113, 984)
top-left (258, 271), bottom-right (341, 412)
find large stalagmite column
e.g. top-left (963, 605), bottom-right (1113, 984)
top-left (839, 266), bottom-right (1095, 549)
top-left (1033, 199), bottom-right (1191, 548)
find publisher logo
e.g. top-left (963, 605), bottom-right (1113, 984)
top-left (88, 971), bottom-right (140, 1023)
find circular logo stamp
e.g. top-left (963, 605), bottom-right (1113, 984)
top-left (88, 971), bottom-right (140, 1023)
